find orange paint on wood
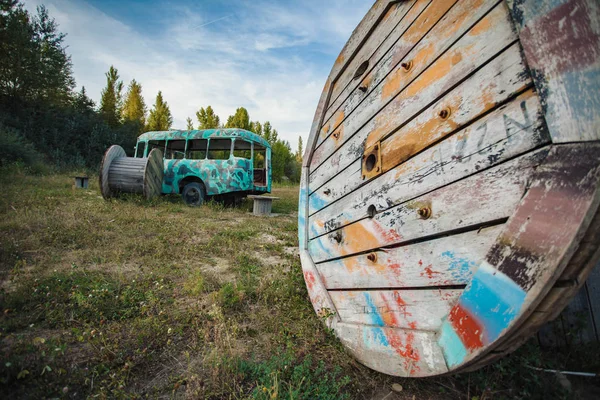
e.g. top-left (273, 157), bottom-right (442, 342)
top-left (448, 304), bottom-right (484, 350)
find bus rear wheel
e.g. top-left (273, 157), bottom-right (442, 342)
top-left (182, 182), bottom-right (206, 206)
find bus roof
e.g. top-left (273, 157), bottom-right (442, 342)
top-left (138, 128), bottom-right (270, 148)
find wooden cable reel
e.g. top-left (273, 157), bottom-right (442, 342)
top-left (99, 145), bottom-right (164, 200)
top-left (299, 0), bottom-right (600, 377)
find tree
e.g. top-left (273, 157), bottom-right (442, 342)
top-left (196, 105), bottom-right (220, 129)
top-left (225, 107), bottom-right (251, 130)
top-left (99, 65), bottom-right (123, 128)
top-left (146, 91), bottom-right (173, 131)
top-left (121, 79), bottom-right (146, 130)
top-left (186, 117), bottom-right (194, 130)
top-left (262, 121), bottom-right (278, 145)
top-left (0, 3), bottom-right (74, 104)
top-left (251, 121), bottom-right (262, 136)
top-left (296, 135), bottom-right (303, 162)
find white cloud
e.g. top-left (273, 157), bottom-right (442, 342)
top-left (24, 0), bottom-right (372, 151)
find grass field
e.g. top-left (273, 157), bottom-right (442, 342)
top-left (1, 168), bottom-right (598, 399)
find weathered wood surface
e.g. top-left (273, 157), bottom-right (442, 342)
top-left (330, 289), bottom-right (461, 330)
top-left (99, 145), bottom-right (127, 199)
top-left (317, 225), bottom-right (503, 289)
top-left (309, 89), bottom-right (549, 239)
top-left (507, 0), bottom-right (600, 143)
top-left (309, 149), bottom-right (547, 263)
top-left (309, 48), bottom-right (536, 213)
top-left (312, 1), bottom-right (518, 168)
top-left (299, 0), bottom-right (600, 377)
top-left (100, 145), bottom-right (164, 200)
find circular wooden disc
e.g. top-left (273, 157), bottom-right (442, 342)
top-left (143, 149), bottom-right (164, 200)
top-left (298, 0), bottom-right (600, 377)
top-left (99, 145), bottom-right (126, 199)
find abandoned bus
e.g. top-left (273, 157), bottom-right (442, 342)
top-left (135, 128), bottom-right (271, 206)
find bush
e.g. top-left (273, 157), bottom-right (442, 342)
top-left (0, 125), bottom-right (43, 167)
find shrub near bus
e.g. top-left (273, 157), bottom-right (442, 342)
top-left (135, 128), bottom-right (271, 206)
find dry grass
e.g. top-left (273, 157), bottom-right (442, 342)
top-left (0, 168), bottom-right (596, 399)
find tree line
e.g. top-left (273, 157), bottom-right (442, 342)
top-left (0, 1), bottom-right (303, 182)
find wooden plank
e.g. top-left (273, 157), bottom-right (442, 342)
top-left (99, 145), bottom-right (126, 199)
top-left (308, 89), bottom-right (549, 239)
top-left (507, 0), bottom-right (600, 142)
top-left (438, 143), bottom-right (600, 370)
top-left (325, 1), bottom-right (418, 110)
top-left (308, 149), bottom-right (546, 263)
top-left (320, 0), bottom-right (505, 148)
top-left (312, 2), bottom-right (518, 168)
top-left (309, 44), bottom-right (534, 203)
top-left (321, 0), bottom-right (429, 127)
top-left (303, 1), bottom-right (395, 167)
top-left (333, 321), bottom-right (448, 377)
top-left (319, 0), bottom-right (455, 145)
top-left (330, 289), bottom-right (461, 330)
top-left (317, 225), bottom-right (503, 289)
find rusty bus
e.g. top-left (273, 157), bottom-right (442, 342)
top-left (135, 128), bottom-right (271, 205)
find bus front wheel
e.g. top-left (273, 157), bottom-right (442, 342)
top-left (182, 182), bottom-right (206, 206)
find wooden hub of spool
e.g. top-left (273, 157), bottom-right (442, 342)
top-left (99, 145), bottom-right (164, 200)
top-left (298, 0), bottom-right (600, 377)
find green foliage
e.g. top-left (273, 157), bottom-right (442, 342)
top-left (196, 105), bottom-right (220, 129)
top-left (296, 135), bottom-right (303, 161)
top-left (0, 124), bottom-right (43, 167)
top-left (225, 106), bottom-right (252, 130)
top-left (146, 91), bottom-right (173, 131)
top-left (234, 350), bottom-right (351, 399)
top-left (0, 3), bottom-right (74, 104)
top-left (99, 65), bottom-right (123, 128)
top-left (121, 79), bottom-right (146, 134)
top-left (186, 116), bottom-right (194, 130)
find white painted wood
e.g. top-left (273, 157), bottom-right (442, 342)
top-left (326, 1), bottom-right (417, 111)
top-left (312, 2), bottom-right (518, 166)
top-left (308, 90), bottom-right (549, 239)
top-left (308, 149), bottom-right (547, 263)
top-left (310, 44), bottom-right (533, 199)
top-left (317, 225), bottom-right (503, 289)
top-left (333, 321), bottom-right (449, 377)
top-left (330, 289), bottom-right (462, 330)
top-left (321, 0), bottom-right (502, 146)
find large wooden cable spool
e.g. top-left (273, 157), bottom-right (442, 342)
top-left (298, 0), bottom-right (600, 377)
top-left (99, 145), bottom-right (164, 200)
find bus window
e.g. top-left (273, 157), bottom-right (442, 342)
top-left (187, 139), bottom-right (207, 159)
top-left (166, 140), bottom-right (185, 159)
top-left (254, 144), bottom-right (266, 168)
top-left (208, 139), bottom-right (231, 160)
top-left (233, 139), bottom-right (252, 159)
top-left (135, 142), bottom-right (146, 158)
top-left (148, 140), bottom-right (166, 155)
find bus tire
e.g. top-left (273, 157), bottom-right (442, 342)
top-left (182, 182), bottom-right (206, 206)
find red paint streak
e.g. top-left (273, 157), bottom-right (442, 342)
top-left (521, 0), bottom-right (599, 73)
top-left (387, 330), bottom-right (420, 374)
top-left (304, 271), bottom-right (315, 291)
top-left (408, 321), bottom-right (417, 329)
top-left (420, 264), bottom-right (441, 279)
top-left (448, 304), bottom-right (484, 350)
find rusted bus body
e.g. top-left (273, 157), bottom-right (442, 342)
top-left (299, 0), bottom-right (600, 377)
top-left (136, 128), bottom-right (271, 204)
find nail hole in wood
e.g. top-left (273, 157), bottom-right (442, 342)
top-left (417, 206), bottom-right (431, 219)
top-left (353, 60), bottom-right (369, 80)
top-left (401, 60), bottom-right (413, 72)
top-left (438, 107), bottom-right (451, 120)
top-left (367, 204), bottom-right (377, 218)
top-left (367, 253), bottom-right (377, 262)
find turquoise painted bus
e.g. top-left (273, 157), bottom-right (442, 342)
top-left (135, 128), bottom-right (271, 206)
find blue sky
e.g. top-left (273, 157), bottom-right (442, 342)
top-left (24, 0), bottom-right (373, 151)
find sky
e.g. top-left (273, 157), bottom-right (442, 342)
top-left (23, 0), bottom-right (374, 152)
